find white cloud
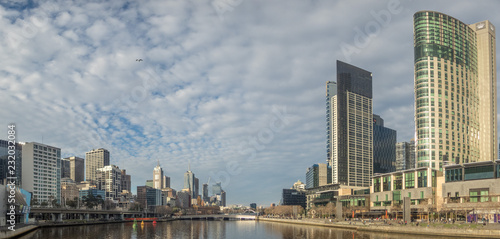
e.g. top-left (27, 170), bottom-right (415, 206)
top-left (0, 0), bottom-right (499, 206)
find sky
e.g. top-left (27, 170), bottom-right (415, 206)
top-left (1, 0), bottom-right (500, 207)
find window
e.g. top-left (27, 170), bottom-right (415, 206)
top-left (405, 172), bottom-right (415, 188)
top-left (420, 191), bottom-right (424, 199)
top-left (383, 176), bottom-right (391, 191)
top-left (464, 166), bottom-right (494, 180)
top-left (394, 175), bottom-right (403, 190)
top-left (469, 189), bottom-right (489, 203)
top-left (418, 170), bottom-right (428, 188)
top-left (374, 178), bottom-right (381, 192)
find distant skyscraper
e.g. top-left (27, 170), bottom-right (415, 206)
top-left (220, 190), bottom-right (226, 207)
top-left (202, 183), bottom-right (209, 201)
top-left (329, 60), bottom-right (373, 187)
top-left (153, 160), bottom-right (164, 189)
top-left (396, 140), bottom-right (416, 171)
top-left (163, 176), bottom-right (170, 188)
top-left (137, 185), bottom-right (150, 208)
top-left (184, 167), bottom-right (196, 199)
top-left (305, 164), bottom-right (331, 189)
top-left (212, 182), bottom-right (222, 195)
top-left (373, 114), bottom-right (397, 174)
top-left (65, 156), bottom-right (84, 183)
top-left (61, 158), bottom-right (71, 179)
top-left (326, 81), bottom-right (337, 165)
top-left (85, 148), bottom-right (110, 183)
top-left (414, 11), bottom-right (497, 169)
top-left (194, 177), bottom-right (199, 198)
top-left (121, 169), bottom-right (131, 192)
top-left (96, 165), bottom-right (122, 200)
top-left (21, 142), bottom-right (61, 204)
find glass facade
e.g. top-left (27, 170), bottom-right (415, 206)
top-left (413, 11), bottom-right (484, 170)
top-left (305, 163), bottom-right (331, 189)
top-left (405, 172), bottom-right (415, 188)
top-left (282, 189), bottom-right (306, 209)
top-left (464, 165), bottom-right (494, 180)
top-left (445, 168), bottom-right (463, 182)
top-left (417, 170), bottom-right (427, 188)
top-left (333, 60), bottom-right (373, 187)
top-left (395, 141), bottom-right (416, 171)
top-left (373, 115), bottom-right (397, 174)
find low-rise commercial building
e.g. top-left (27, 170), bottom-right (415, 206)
top-left (442, 160), bottom-right (500, 222)
top-left (370, 167), bottom-right (443, 219)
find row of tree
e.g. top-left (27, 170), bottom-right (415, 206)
top-left (263, 205), bottom-right (305, 217)
top-left (31, 193), bottom-right (118, 210)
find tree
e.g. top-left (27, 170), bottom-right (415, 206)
top-left (82, 192), bottom-right (104, 209)
top-left (66, 198), bottom-right (78, 208)
top-left (104, 199), bottom-right (116, 210)
top-left (129, 202), bottom-right (143, 212)
top-left (31, 196), bottom-right (39, 206)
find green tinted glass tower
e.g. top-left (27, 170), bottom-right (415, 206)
top-left (413, 11), bottom-right (497, 170)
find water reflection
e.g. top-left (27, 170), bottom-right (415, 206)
top-left (20, 220), bottom-right (460, 239)
top-left (259, 221), bottom-right (459, 239)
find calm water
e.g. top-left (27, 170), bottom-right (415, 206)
top-left (20, 220), bottom-right (458, 239)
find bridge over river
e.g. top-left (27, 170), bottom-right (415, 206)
top-left (29, 208), bottom-right (256, 222)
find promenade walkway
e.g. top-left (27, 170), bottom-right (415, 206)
top-left (258, 217), bottom-right (500, 238)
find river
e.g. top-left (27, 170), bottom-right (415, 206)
top-left (19, 220), bottom-right (458, 239)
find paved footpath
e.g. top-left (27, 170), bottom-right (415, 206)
top-left (258, 217), bottom-right (500, 238)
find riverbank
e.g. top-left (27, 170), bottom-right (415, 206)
top-left (0, 225), bottom-right (39, 238)
top-left (257, 217), bottom-right (500, 238)
top-left (1, 218), bottom-right (176, 238)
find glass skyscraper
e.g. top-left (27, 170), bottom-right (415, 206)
top-left (395, 140), bottom-right (416, 171)
top-left (373, 114), bottom-right (397, 174)
top-left (414, 11), bottom-right (497, 170)
top-left (329, 60), bottom-right (373, 187)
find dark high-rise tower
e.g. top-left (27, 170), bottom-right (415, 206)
top-left (329, 60), bottom-right (373, 187)
top-left (373, 114), bottom-right (397, 174)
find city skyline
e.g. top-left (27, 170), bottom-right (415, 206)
top-left (1, 1), bottom-right (500, 206)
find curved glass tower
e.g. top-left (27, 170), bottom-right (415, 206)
top-left (413, 11), bottom-right (497, 170)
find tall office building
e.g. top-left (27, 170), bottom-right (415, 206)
top-left (413, 11), bottom-right (497, 169)
top-left (326, 81), bottom-right (337, 165)
top-left (95, 165), bottom-right (122, 200)
top-left (21, 142), bottom-right (61, 204)
top-left (61, 158), bottom-right (71, 179)
top-left (0, 139), bottom-right (22, 186)
top-left (373, 114), bottom-right (397, 174)
top-left (305, 163), bottom-right (331, 189)
top-left (85, 148), bottom-right (110, 183)
top-left (153, 161), bottom-right (164, 189)
top-left (121, 169), bottom-right (131, 192)
top-left (329, 60), bottom-right (373, 187)
top-left (183, 167), bottom-right (197, 199)
top-left (202, 183), bottom-right (209, 201)
top-left (395, 140), bottom-right (416, 171)
top-left (194, 177), bottom-right (199, 198)
top-left (163, 175), bottom-right (170, 188)
top-left (65, 156), bottom-right (84, 183)
top-left (212, 182), bottom-right (222, 195)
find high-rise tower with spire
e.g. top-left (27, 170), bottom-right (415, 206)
top-left (153, 159), bottom-right (164, 189)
